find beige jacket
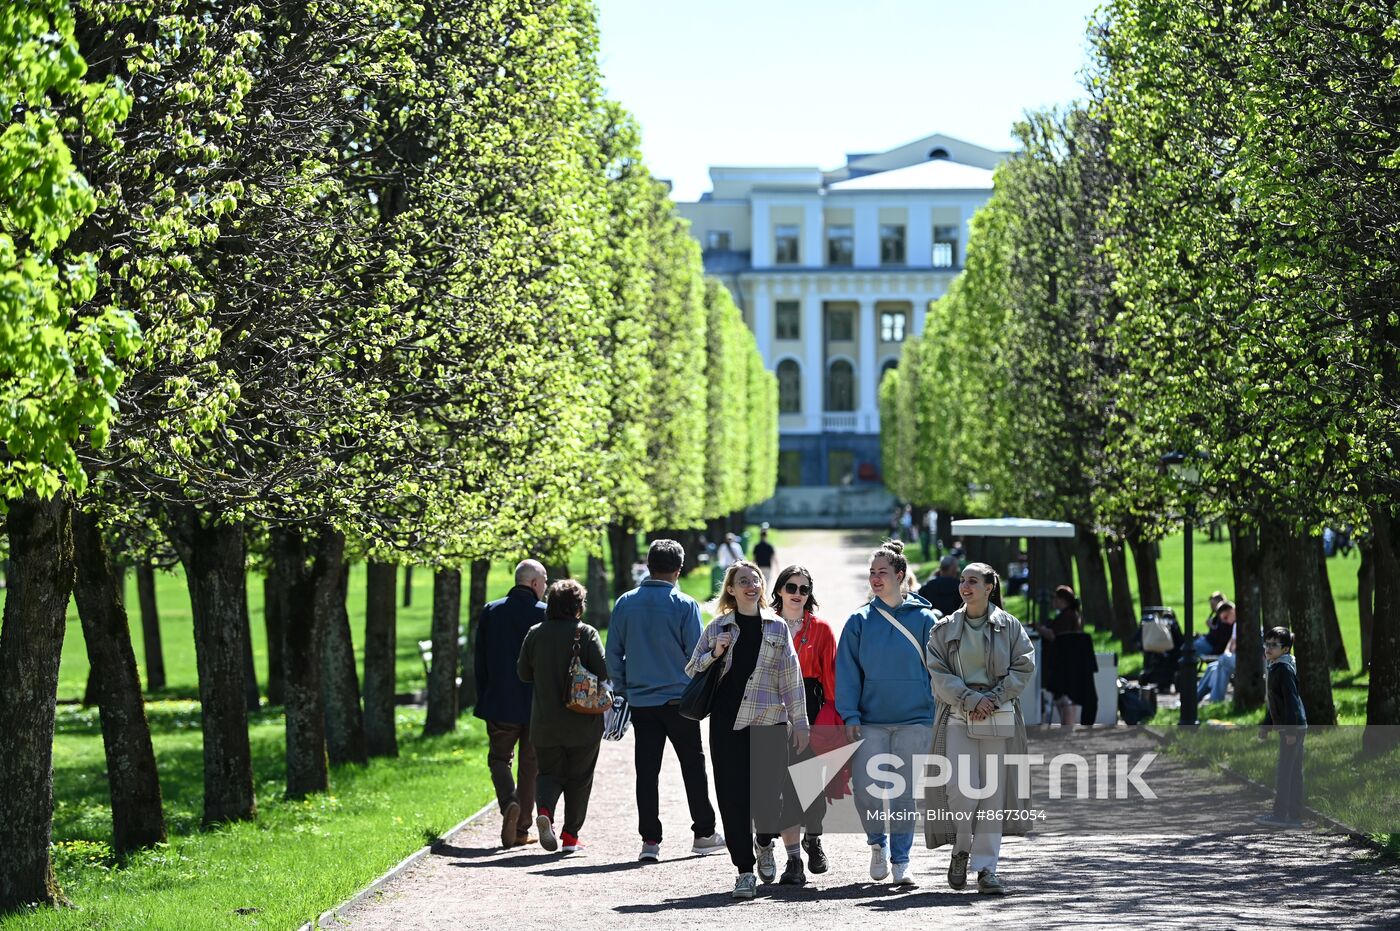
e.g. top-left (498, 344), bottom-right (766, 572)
top-left (923, 603), bottom-right (1036, 848)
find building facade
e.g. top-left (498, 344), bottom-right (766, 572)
top-left (675, 133), bottom-right (1006, 521)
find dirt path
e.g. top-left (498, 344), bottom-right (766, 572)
top-left (337, 531), bottom-right (1400, 930)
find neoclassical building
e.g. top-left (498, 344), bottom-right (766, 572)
top-left (675, 132), bottom-right (1006, 514)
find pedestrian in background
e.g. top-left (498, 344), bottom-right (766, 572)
top-left (1258, 627), bottom-right (1307, 828)
top-left (606, 539), bottom-right (724, 862)
top-left (517, 580), bottom-right (607, 854)
top-left (474, 559), bottom-right (547, 848)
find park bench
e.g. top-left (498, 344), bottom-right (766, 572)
top-left (417, 631), bottom-right (469, 690)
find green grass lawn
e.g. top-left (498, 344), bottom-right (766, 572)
top-left (1, 704), bottom-right (492, 931)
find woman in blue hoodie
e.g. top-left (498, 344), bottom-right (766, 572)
top-left (835, 540), bottom-right (939, 887)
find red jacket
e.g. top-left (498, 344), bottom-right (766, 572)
top-left (792, 613), bottom-right (837, 705)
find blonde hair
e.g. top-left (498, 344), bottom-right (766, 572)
top-left (712, 560), bottom-right (766, 618)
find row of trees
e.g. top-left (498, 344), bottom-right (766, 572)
top-left (0, 0), bottom-right (775, 911)
top-left (881, 0), bottom-right (1398, 744)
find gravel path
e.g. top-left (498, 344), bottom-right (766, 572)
top-left (337, 531), bottom-right (1400, 930)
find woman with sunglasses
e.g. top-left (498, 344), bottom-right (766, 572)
top-left (757, 565), bottom-right (838, 882)
top-left (923, 562), bottom-right (1035, 895)
top-left (685, 561), bottom-right (808, 900)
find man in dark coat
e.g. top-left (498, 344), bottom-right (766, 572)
top-left (918, 555), bottom-right (963, 617)
top-left (474, 558), bottom-right (547, 848)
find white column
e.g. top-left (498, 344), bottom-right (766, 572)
top-left (802, 199), bottom-right (825, 268)
top-left (907, 202), bottom-right (933, 268)
top-left (803, 292), bottom-right (823, 432)
top-left (854, 204), bottom-right (879, 266)
top-left (913, 293), bottom-right (929, 338)
top-left (859, 297), bottom-right (878, 432)
top-left (959, 203), bottom-right (975, 267)
top-left (752, 280), bottom-right (772, 364)
top-left (752, 199), bottom-right (771, 267)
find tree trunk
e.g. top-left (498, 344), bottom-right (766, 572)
top-left (1358, 539), bottom-right (1375, 670)
top-left (586, 555), bottom-right (610, 630)
top-left (320, 541), bottom-right (367, 766)
top-left (262, 570), bottom-right (286, 706)
top-left (1229, 522), bottom-right (1266, 712)
top-left (1277, 525), bottom-right (1337, 726)
top-left (276, 528), bottom-right (327, 799)
top-left (608, 522), bottom-right (638, 599)
top-left (1126, 531), bottom-right (1163, 610)
top-left (173, 509), bottom-right (256, 825)
top-left (135, 562), bottom-right (165, 693)
top-left (83, 666), bottom-right (99, 707)
top-left (240, 584), bottom-right (260, 712)
top-left (1258, 519), bottom-right (1290, 633)
top-left (1104, 536), bottom-right (1138, 651)
top-left (1363, 503), bottom-right (1400, 753)
top-left (363, 561), bottom-right (398, 758)
top-left (1315, 540), bottom-right (1349, 670)
top-left (1074, 528), bottom-right (1113, 633)
top-left (71, 508), bottom-right (166, 856)
top-left (424, 568), bottom-right (461, 736)
top-left (402, 565), bottom-right (413, 608)
top-left (460, 559), bottom-right (489, 711)
top-left (0, 492), bottom-right (74, 910)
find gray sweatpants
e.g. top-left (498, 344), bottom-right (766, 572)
top-left (945, 721), bottom-right (1006, 872)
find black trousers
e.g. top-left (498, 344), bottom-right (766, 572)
top-left (535, 741), bottom-right (601, 837)
top-left (1274, 732), bottom-right (1306, 820)
top-left (710, 718), bottom-right (786, 872)
top-left (631, 702), bottom-right (717, 842)
top-left (755, 741), bottom-right (825, 845)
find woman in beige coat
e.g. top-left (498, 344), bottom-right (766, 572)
top-left (923, 562), bottom-right (1035, 895)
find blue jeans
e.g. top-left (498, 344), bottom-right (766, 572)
top-left (852, 722), bottom-right (933, 865)
top-left (1197, 651), bottom-right (1236, 703)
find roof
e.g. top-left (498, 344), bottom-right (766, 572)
top-left (827, 159), bottom-right (995, 192)
top-left (951, 518), bottom-right (1076, 539)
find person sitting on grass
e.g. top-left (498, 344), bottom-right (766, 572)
top-left (1257, 626), bottom-right (1307, 829)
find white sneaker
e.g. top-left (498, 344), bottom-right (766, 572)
top-left (869, 842), bottom-right (890, 881)
top-left (892, 862), bottom-right (917, 886)
top-left (732, 872), bottom-right (758, 899)
top-left (691, 832), bottom-right (726, 856)
top-left (536, 814), bottom-right (557, 852)
top-left (755, 841), bottom-right (778, 883)
top-left (639, 841), bottom-right (661, 862)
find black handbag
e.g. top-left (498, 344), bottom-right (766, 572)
top-left (679, 660), bottom-right (723, 721)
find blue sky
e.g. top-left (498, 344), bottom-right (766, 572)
top-left (597, 0), bottom-right (1105, 201)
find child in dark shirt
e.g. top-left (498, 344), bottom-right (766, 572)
top-left (1257, 627), bottom-right (1307, 828)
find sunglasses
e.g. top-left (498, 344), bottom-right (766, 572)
top-left (782, 582), bottom-right (811, 596)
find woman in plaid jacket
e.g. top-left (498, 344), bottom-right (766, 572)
top-left (686, 560), bottom-right (808, 900)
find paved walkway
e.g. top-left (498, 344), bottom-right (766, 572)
top-left (338, 531), bottom-right (1400, 930)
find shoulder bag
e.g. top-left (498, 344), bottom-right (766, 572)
top-left (679, 658), bottom-right (722, 721)
top-left (566, 625), bottom-right (612, 715)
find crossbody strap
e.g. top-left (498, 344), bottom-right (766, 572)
top-left (874, 604), bottom-right (923, 660)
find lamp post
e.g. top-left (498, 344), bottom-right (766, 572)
top-left (1161, 451), bottom-right (1201, 726)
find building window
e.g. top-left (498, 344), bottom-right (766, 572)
top-left (777, 359), bottom-right (801, 413)
top-left (705, 229), bottom-right (731, 251)
top-left (928, 147), bottom-right (950, 160)
top-left (880, 224), bottom-right (905, 265)
top-left (827, 225), bottom-right (853, 266)
top-left (880, 311), bottom-right (906, 343)
top-left (826, 360), bottom-right (855, 412)
top-left (881, 358), bottom-right (899, 382)
top-left (932, 225), bottom-right (959, 267)
top-left (774, 224), bottom-right (800, 264)
top-left (777, 450), bottom-right (804, 487)
top-left (775, 300), bottom-right (800, 340)
top-left (827, 308), bottom-right (854, 342)
top-left (828, 449), bottom-right (855, 486)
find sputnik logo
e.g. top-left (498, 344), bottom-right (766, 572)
top-left (788, 739), bottom-right (864, 811)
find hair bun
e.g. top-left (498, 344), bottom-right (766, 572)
top-left (883, 540), bottom-right (904, 555)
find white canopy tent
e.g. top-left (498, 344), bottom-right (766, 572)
top-left (951, 518), bottom-right (1076, 539)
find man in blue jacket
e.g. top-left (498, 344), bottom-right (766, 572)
top-left (607, 539), bottom-right (724, 862)
top-left (474, 559), bottom-right (547, 848)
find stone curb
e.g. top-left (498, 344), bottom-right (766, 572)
top-left (296, 799), bottom-right (496, 931)
top-left (1141, 723), bottom-right (1386, 851)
